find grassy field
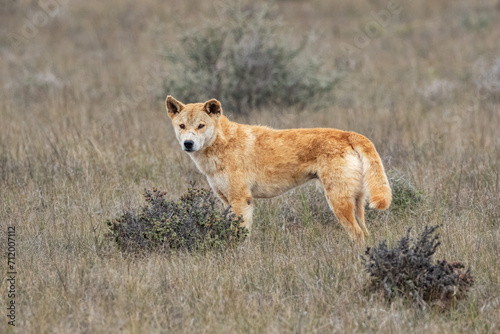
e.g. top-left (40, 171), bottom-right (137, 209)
top-left (1, 0), bottom-right (499, 333)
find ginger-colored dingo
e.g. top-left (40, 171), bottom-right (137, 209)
top-left (165, 96), bottom-right (391, 243)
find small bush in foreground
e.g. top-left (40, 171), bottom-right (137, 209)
top-left (362, 226), bottom-right (474, 309)
top-left (106, 185), bottom-right (247, 253)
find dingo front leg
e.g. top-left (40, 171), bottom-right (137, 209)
top-left (214, 188), bottom-right (230, 206)
top-left (229, 187), bottom-right (254, 232)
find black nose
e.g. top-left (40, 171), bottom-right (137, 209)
top-left (183, 140), bottom-right (194, 151)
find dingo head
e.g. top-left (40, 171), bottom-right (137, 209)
top-left (165, 96), bottom-right (222, 153)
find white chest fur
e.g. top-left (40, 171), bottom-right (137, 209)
top-left (189, 152), bottom-right (217, 176)
top-left (189, 152), bottom-right (230, 199)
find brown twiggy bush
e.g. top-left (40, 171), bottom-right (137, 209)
top-left (363, 226), bottom-right (474, 310)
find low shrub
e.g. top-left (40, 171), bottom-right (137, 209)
top-left (106, 185), bottom-right (247, 253)
top-left (161, 2), bottom-right (339, 114)
top-left (365, 170), bottom-right (424, 221)
top-left (388, 171), bottom-right (424, 215)
top-left (362, 225), bottom-right (474, 309)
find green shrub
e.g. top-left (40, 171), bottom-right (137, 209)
top-left (362, 226), bottom-right (474, 309)
top-left (364, 170), bottom-right (423, 220)
top-left (161, 2), bottom-right (339, 114)
top-left (388, 171), bottom-right (425, 215)
top-left (106, 185), bottom-right (247, 253)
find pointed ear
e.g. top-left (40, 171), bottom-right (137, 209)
top-left (203, 98), bottom-right (222, 118)
top-left (165, 95), bottom-right (185, 118)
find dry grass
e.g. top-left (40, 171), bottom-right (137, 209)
top-left (1, 0), bottom-right (499, 333)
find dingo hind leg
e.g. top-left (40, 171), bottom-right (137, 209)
top-left (355, 194), bottom-right (369, 238)
top-left (318, 152), bottom-right (366, 244)
top-left (319, 173), bottom-right (365, 244)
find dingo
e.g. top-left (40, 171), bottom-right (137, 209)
top-left (165, 96), bottom-right (391, 244)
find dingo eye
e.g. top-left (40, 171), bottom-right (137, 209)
top-left (198, 124), bottom-right (205, 129)
top-left (179, 124), bottom-right (185, 129)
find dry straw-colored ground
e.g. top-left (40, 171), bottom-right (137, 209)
top-left (1, 0), bottom-right (499, 333)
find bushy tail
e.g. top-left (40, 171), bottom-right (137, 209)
top-left (350, 133), bottom-right (392, 210)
